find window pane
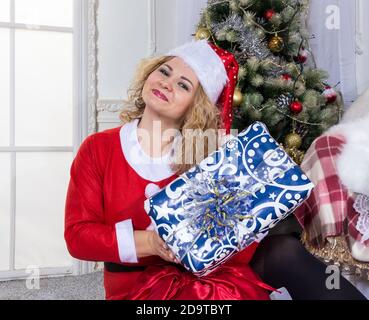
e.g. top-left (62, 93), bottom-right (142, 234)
top-left (15, 152), bottom-right (73, 269)
top-left (15, 0), bottom-right (73, 27)
top-left (0, 0), bottom-right (10, 22)
top-left (0, 29), bottom-right (10, 146)
top-left (15, 30), bottom-right (73, 147)
top-left (0, 153), bottom-right (11, 271)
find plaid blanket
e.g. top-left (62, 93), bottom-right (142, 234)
top-left (294, 134), bottom-right (369, 248)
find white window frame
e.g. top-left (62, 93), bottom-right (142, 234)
top-left (0, 0), bottom-right (98, 281)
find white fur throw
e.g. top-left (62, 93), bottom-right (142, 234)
top-left (327, 88), bottom-right (369, 196)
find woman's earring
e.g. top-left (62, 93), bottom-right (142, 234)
top-left (135, 97), bottom-right (145, 108)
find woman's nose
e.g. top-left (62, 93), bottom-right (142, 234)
top-left (160, 79), bottom-right (173, 92)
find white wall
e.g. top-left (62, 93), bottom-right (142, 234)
top-left (97, 0), bottom-right (149, 100)
top-left (174, 0), bottom-right (207, 47)
top-left (155, 0), bottom-right (177, 54)
top-left (356, 0), bottom-right (369, 95)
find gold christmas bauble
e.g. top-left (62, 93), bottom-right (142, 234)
top-left (233, 89), bottom-right (243, 107)
top-left (285, 147), bottom-right (305, 165)
top-left (268, 35), bottom-right (284, 53)
top-left (284, 132), bottom-right (302, 149)
top-left (195, 27), bottom-right (211, 40)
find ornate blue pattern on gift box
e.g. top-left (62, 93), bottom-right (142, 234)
top-left (145, 122), bottom-right (314, 277)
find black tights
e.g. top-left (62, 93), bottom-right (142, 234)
top-left (250, 234), bottom-right (367, 300)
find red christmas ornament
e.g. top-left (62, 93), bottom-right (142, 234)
top-left (290, 101), bottom-right (303, 114)
top-left (264, 9), bottom-right (275, 20)
top-left (282, 74), bottom-right (292, 81)
top-left (323, 85), bottom-right (337, 103)
top-left (294, 47), bottom-right (308, 64)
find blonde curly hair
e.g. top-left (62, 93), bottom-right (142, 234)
top-left (119, 55), bottom-right (222, 175)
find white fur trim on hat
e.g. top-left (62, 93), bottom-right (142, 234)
top-left (167, 40), bottom-right (228, 104)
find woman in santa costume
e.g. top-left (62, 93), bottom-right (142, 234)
top-left (64, 40), bottom-right (274, 300)
top-left (64, 40), bottom-right (365, 300)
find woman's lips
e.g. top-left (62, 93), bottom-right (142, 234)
top-left (152, 89), bottom-right (168, 102)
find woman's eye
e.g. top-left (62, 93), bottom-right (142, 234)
top-left (158, 68), bottom-right (190, 91)
top-left (159, 68), bottom-right (169, 76)
top-left (179, 82), bottom-right (189, 91)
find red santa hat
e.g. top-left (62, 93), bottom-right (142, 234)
top-left (167, 40), bottom-right (239, 133)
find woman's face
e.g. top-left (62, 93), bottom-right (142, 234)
top-left (142, 57), bottom-right (200, 124)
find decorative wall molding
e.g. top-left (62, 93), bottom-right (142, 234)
top-left (97, 99), bottom-right (124, 113)
top-left (77, 0), bottom-right (99, 276)
top-left (148, 0), bottom-right (157, 56)
top-left (88, 0), bottom-right (98, 135)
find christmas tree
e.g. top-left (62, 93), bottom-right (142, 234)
top-left (196, 0), bottom-right (343, 163)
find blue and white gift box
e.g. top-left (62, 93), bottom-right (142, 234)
top-left (144, 122), bottom-right (314, 277)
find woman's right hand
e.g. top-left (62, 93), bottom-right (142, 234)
top-left (134, 230), bottom-right (179, 264)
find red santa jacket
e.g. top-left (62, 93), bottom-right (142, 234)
top-left (64, 119), bottom-right (271, 300)
top-left (64, 119), bottom-right (177, 265)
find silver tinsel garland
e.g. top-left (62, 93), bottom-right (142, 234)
top-left (210, 14), bottom-right (275, 62)
top-left (210, 14), bottom-right (288, 78)
top-left (207, 0), bottom-right (230, 5)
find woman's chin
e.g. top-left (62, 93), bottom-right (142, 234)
top-left (144, 103), bottom-right (167, 116)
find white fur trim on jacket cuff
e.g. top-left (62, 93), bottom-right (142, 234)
top-left (115, 219), bottom-right (138, 263)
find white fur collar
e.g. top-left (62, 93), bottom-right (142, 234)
top-left (120, 119), bottom-right (175, 182)
top-left (327, 113), bottom-right (369, 196)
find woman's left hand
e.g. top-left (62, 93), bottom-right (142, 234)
top-left (134, 230), bottom-right (180, 264)
top-left (149, 231), bottom-right (180, 264)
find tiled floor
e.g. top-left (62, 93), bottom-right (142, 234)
top-left (0, 272), bottom-right (105, 300)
